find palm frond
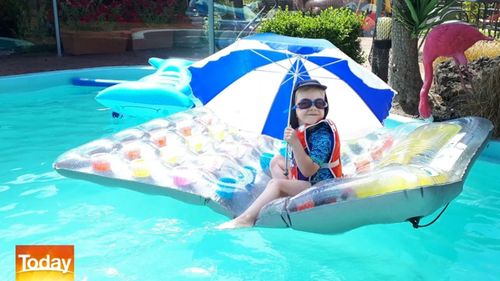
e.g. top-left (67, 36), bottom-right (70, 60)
top-left (394, 0), bottom-right (458, 38)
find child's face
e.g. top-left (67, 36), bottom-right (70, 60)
top-left (294, 87), bottom-right (326, 126)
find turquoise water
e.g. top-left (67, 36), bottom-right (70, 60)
top-left (1, 69), bottom-right (499, 281)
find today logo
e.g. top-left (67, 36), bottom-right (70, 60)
top-left (16, 245), bottom-right (74, 281)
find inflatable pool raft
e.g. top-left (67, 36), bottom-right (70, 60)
top-left (95, 58), bottom-right (198, 118)
top-left (54, 108), bottom-right (493, 234)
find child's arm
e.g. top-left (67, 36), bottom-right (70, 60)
top-left (284, 126), bottom-right (320, 177)
top-left (290, 141), bottom-right (320, 177)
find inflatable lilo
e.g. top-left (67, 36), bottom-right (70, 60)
top-left (95, 58), bottom-right (199, 118)
top-left (54, 108), bottom-right (492, 234)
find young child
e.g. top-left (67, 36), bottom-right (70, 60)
top-left (217, 79), bottom-right (342, 229)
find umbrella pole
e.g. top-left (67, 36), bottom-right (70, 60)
top-left (284, 60), bottom-right (301, 177)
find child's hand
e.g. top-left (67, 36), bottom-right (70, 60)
top-left (284, 126), bottom-right (299, 146)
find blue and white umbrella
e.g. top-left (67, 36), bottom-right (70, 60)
top-left (189, 33), bottom-right (395, 140)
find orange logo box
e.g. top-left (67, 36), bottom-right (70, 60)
top-left (16, 245), bottom-right (74, 281)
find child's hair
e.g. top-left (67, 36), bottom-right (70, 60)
top-left (290, 86), bottom-right (329, 129)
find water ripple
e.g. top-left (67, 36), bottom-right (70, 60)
top-left (0, 185), bottom-right (10, 192)
top-left (103, 267), bottom-right (120, 277)
top-left (5, 210), bottom-right (48, 218)
top-left (95, 267), bottom-right (137, 281)
top-left (57, 203), bottom-right (115, 224)
top-left (181, 266), bottom-right (216, 278)
top-left (19, 185), bottom-right (58, 198)
top-left (7, 171), bottom-right (61, 185)
top-left (0, 203), bottom-right (17, 212)
top-left (150, 218), bottom-right (183, 235)
top-left (0, 223), bottom-right (58, 239)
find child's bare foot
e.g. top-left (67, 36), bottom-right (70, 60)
top-left (216, 217), bottom-right (254, 230)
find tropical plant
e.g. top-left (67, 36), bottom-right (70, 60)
top-left (393, 0), bottom-right (458, 38)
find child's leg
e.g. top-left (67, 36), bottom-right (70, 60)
top-left (217, 179), bottom-right (310, 229)
top-left (270, 155), bottom-right (288, 179)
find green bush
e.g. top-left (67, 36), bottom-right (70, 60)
top-left (257, 7), bottom-right (364, 64)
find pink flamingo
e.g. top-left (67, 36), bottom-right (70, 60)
top-left (419, 22), bottom-right (493, 119)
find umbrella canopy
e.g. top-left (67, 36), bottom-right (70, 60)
top-left (189, 33), bottom-right (395, 140)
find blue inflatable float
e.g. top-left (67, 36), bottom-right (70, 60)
top-left (95, 58), bottom-right (199, 118)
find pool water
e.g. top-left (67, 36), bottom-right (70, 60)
top-left (1, 69), bottom-right (499, 281)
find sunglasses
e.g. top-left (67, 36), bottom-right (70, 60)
top-left (292, 98), bottom-right (328, 110)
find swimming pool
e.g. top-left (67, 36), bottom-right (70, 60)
top-left (1, 68), bottom-right (499, 281)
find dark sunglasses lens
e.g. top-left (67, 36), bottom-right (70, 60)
top-left (297, 99), bottom-right (313, 109)
top-left (314, 99), bottom-right (327, 109)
